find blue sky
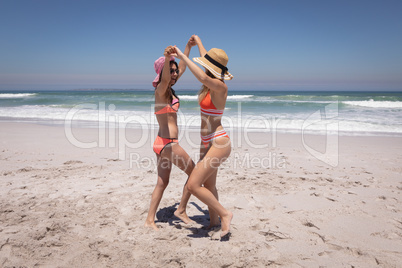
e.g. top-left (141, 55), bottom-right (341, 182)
top-left (0, 0), bottom-right (401, 91)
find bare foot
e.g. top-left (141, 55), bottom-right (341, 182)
top-left (144, 221), bottom-right (159, 231)
top-left (174, 210), bottom-right (194, 224)
top-left (206, 222), bottom-right (220, 230)
top-left (220, 210), bottom-right (233, 238)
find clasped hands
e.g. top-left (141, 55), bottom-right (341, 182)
top-left (164, 34), bottom-right (201, 59)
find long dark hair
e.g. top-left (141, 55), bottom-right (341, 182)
top-left (155, 60), bottom-right (179, 103)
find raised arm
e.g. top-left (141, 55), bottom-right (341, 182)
top-left (156, 46), bottom-right (176, 96)
top-left (173, 46), bottom-right (226, 93)
top-left (194, 35), bottom-right (207, 57)
top-left (177, 36), bottom-right (196, 79)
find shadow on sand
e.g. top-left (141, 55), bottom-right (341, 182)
top-left (156, 202), bottom-right (209, 224)
top-left (156, 202), bottom-right (223, 239)
top-left (156, 202), bottom-right (230, 241)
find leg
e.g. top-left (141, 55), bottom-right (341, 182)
top-left (203, 169), bottom-right (220, 228)
top-left (198, 141), bottom-right (219, 227)
top-left (144, 155), bottom-right (172, 230)
top-left (198, 142), bottom-right (219, 228)
top-left (187, 137), bottom-right (233, 237)
top-left (162, 143), bottom-right (194, 176)
top-left (161, 143), bottom-right (195, 224)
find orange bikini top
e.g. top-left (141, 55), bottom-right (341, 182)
top-left (199, 92), bottom-right (224, 116)
top-left (155, 98), bottom-right (180, 114)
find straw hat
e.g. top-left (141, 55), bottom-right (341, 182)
top-left (193, 48), bottom-right (233, 80)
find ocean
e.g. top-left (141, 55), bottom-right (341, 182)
top-left (1, 89), bottom-right (401, 136)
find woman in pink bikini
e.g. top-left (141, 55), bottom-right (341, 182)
top-left (144, 39), bottom-right (196, 231)
top-left (172, 36), bottom-right (234, 238)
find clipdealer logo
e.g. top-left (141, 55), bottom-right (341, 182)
top-left (128, 151), bottom-right (287, 170)
top-left (301, 102), bottom-right (339, 167)
top-left (63, 101), bottom-right (339, 167)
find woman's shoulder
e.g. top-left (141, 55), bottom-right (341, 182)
top-left (155, 82), bottom-right (171, 96)
top-left (209, 83), bottom-right (228, 98)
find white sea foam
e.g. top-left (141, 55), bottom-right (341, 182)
top-left (0, 106), bottom-right (155, 128)
top-left (1, 105), bottom-right (402, 135)
top-left (343, 100), bottom-right (402, 108)
top-left (0, 93), bottom-right (37, 98)
top-left (227, 95), bottom-right (254, 100)
top-left (1, 90), bottom-right (402, 136)
top-left (179, 95), bottom-right (198, 100)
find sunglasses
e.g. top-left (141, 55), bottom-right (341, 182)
top-left (170, 68), bottom-right (179, 74)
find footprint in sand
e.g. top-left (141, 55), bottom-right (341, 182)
top-left (376, 195), bottom-right (386, 201)
top-left (107, 159), bottom-right (121, 162)
top-left (303, 221), bottom-right (320, 230)
top-left (251, 222), bottom-right (266, 231)
top-left (17, 167), bottom-right (34, 173)
top-left (63, 160), bottom-right (83, 165)
top-left (318, 251), bottom-right (332, 256)
top-left (312, 231), bottom-right (326, 242)
top-left (327, 243), bottom-right (344, 251)
top-left (259, 230), bottom-right (291, 241)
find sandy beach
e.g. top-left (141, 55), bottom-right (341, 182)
top-left (1, 122), bottom-right (401, 267)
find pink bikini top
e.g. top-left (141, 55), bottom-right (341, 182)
top-left (155, 98), bottom-right (180, 115)
top-left (199, 92), bottom-right (224, 116)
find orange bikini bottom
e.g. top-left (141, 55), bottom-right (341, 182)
top-left (153, 135), bottom-right (178, 155)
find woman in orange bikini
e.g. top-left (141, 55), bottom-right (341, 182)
top-left (144, 39), bottom-right (196, 231)
top-left (172, 36), bottom-right (234, 238)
